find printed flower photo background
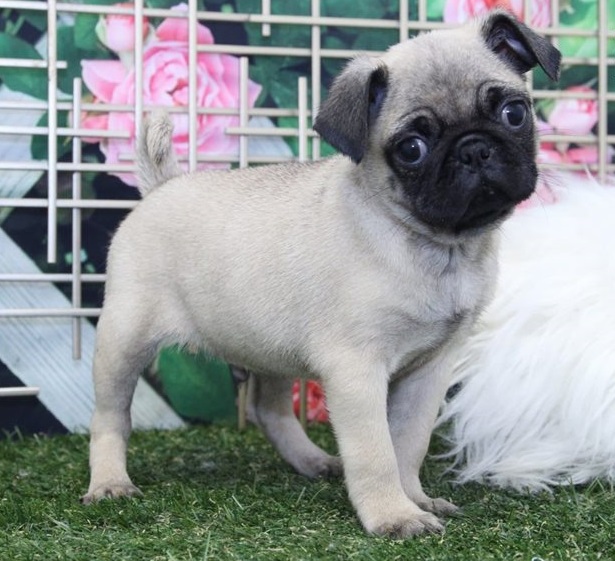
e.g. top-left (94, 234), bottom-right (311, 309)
top-left (0, 0), bottom-right (613, 424)
top-left (81, 2), bottom-right (262, 187)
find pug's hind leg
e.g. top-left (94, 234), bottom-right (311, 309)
top-left (81, 306), bottom-right (158, 504)
top-left (249, 374), bottom-right (342, 479)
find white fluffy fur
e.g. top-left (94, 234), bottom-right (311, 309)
top-left (438, 174), bottom-right (615, 491)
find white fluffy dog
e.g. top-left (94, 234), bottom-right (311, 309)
top-left (438, 174), bottom-right (615, 491)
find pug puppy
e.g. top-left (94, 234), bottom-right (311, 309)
top-left (82, 11), bottom-right (560, 538)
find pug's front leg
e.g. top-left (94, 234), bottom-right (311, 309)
top-left (322, 360), bottom-right (444, 538)
top-left (388, 350), bottom-right (460, 518)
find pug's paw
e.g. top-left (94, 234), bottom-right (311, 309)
top-left (417, 496), bottom-right (460, 517)
top-left (81, 482), bottom-right (143, 505)
top-left (366, 507), bottom-right (445, 539)
top-left (293, 452), bottom-right (343, 479)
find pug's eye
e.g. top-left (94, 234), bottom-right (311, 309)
top-left (501, 101), bottom-right (527, 129)
top-left (396, 137), bottom-right (429, 165)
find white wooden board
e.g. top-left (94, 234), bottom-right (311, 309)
top-left (0, 229), bottom-right (184, 432)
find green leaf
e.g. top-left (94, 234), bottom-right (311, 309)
top-left (57, 26), bottom-right (109, 95)
top-left (321, 0), bottom-right (392, 19)
top-left (74, 13), bottom-right (102, 52)
top-left (156, 347), bottom-right (237, 423)
top-left (57, 25), bottom-right (83, 94)
top-left (18, 9), bottom-right (48, 32)
top-left (319, 140), bottom-right (338, 158)
top-left (553, 0), bottom-right (615, 57)
top-left (277, 114), bottom-right (339, 160)
top-left (261, 67), bottom-right (303, 109)
top-left (146, 0), bottom-right (208, 8)
top-left (351, 28), bottom-right (397, 52)
top-left (0, 33), bottom-right (47, 99)
top-left (146, 0), bottom-right (179, 8)
top-left (276, 115), bottom-right (299, 156)
top-left (560, 0), bottom-right (596, 28)
top-left (427, 0), bottom-right (447, 21)
top-left (322, 35), bottom-right (348, 79)
top-left (30, 111), bottom-right (71, 161)
top-left (239, 0), bottom-right (311, 49)
top-left (237, 1), bottom-right (312, 109)
top-left (78, 0), bottom-right (120, 5)
top-left (268, 0), bottom-right (308, 16)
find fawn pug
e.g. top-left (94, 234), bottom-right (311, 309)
top-left (83, 11), bottom-right (560, 538)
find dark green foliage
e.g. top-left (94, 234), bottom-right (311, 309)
top-left (156, 347), bottom-right (237, 423)
top-left (29, 110), bottom-right (70, 162)
top-left (0, 32), bottom-right (47, 99)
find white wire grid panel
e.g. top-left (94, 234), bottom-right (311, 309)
top-left (0, 1), bottom-right (613, 409)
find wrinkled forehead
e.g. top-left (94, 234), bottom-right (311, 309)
top-left (378, 28), bottom-right (527, 129)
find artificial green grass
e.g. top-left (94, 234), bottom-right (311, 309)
top-left (1, 424), bottom-right (613, 561)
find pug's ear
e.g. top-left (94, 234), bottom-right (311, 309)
top-left (313, 56), bottom-right (388, 164)
top-left (481, 10), bottom-right (561, 81)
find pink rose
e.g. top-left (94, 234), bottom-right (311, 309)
top-left (444, 0), bottom-right (551, 27)
top-left (547, 86), bottom-right (598, 137)
top-left (81, 3), bottom-right (261, 187)
top-left (95, 2), bottom-right (149, 54)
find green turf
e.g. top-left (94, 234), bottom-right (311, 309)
top-left (0, 424), bottom-right (613, 561)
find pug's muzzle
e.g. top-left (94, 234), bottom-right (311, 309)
top-left (451, 130), bottom-right (537, 232)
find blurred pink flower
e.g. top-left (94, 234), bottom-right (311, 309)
top-left (535, 91), bottom-right (610, 173)
top-left (292, 380), bottom-right (328, 423)
top-left (519, 143), bottom-right (615, 210)
top-left (95, 2), bottom-right (149, 54)
top-left (536, 119), bottom-right (563, 164)
top-left (567, 145), bottom-right (615, 165)
top-left (566, 146), bottom-right (599, 164)
top-left (525, 115), bottom-right (615, 212)
top-left (81, 3), bottom-right (261, 187)
top-left (444, 0), bottom-right (551, 27)
top-left (537, 148), bottom-right (564, 165)
top-left (547, 86), bottom-right (598, 136)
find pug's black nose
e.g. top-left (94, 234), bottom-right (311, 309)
top-left (457, 136), bottom-right (491, 168)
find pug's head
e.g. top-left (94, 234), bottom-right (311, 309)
top-left (314, 10), bottom-right (561, 238)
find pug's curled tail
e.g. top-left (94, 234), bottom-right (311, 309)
top-left (137, 110), bottom-right (183, 197)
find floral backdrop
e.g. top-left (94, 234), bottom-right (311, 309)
top-left (81, 3), bottom-right (262, 186)
top-left (0, 0), bottom-right (613, 426)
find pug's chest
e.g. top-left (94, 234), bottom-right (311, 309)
top-left (382, 301), bottom-right (474, 376)
top-left (379, 256), bottom-right (493, 373)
